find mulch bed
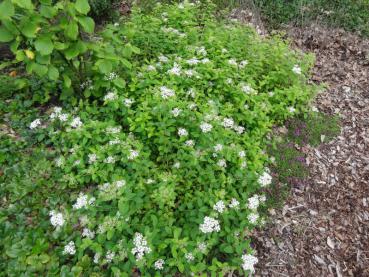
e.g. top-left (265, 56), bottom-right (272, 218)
top-left (253, 25), bottom-right (369, 277)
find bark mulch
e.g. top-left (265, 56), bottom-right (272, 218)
top-left (253, 25), bottom-right (369, 277)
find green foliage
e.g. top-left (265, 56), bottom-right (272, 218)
top-left (255, 0), bottom-right (369, 37)
top-left (1, 1), bottom-right (318, 276)
top-left (0, 0), bottom-right (136, 103)
top-left (88, 0), bottom-right (121, 23)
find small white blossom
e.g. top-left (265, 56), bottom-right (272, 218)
top-left (241, 254), bottom-right (258, 272)
top-left (70, 117), bottom-right (83, 128)
top-left (239, 60), bottom-right (248, 68)
top-left (201, 58), bottom-right (210, 64)
top-left (239, 151), bottom-right (246, 158)
top-left (234, 126), bottom-right (245, 134)
top-left (226, 78), bottom-right (233, 84)
top-left (88, 153), bottom-right (97, 164)
top-left (131, 233), bottom-right (151, 261)
top-left (185, 140), bottom-right (195, 147)
top-left (197, 242), bottom-right (207, 253)
top-left (154, 259), bottom-right (165, 270)
top-left (213, 200), bottom-right (226, 213)
top-left (229, 198), bottom-right (240, 208)
top-left (200, 216), bottom-right (220, 233)
top-left (82, 228), bottom-right (95, 239)
top-left (221, 48), bottom-right (228, 54)
top-left (222, 118), bottom-right (234, 128)
top-left (173, 162), bottom-right (181, 169)
top-left (214, 144), bottom-right (223, 152)
top-left (73, 193), bottom-right (89, 210)
top-left (311, 106), bottom-right (319, 112)
top-left (288, 106), bottom-right (296, 113)
top-left (160, 86), bottom-right (175, 99)
top-left (55, 157), bottom-right (64, 167)
top-left (105, 72), bottom-right (118, 81)
top-left (29, 119), bottom-right (41, 129)
top-left (248, 212), bottom-right (259, 224)
top-left (200, 122), bottom-right (213, 133)
top-left (93, 253), bottom-right (100, 264)
top-left (104, 91), bottom-right (118, 101)
top-left (104, 156), bottom-right (116, 164)
top-left (128, 150), bottom-right (139, 160)
top-left (171, 108), bottom-right (182, 117)
top-left (184, 69), bottom-right (196, 77)
top-left (185, 252), bottom-right (194, 262)
top-left (187, 58), bottom-right (200, 65)
top-left (159, 54), bottom-right (169, 63)
top-left (49, 210), bottom-right (64, 227)
top-left (217, 159), bottom-right (227, 168)
top-left (228, 58), bottom-right (238, 66)
top-left (58, 113), bottom-right (68, 122)
top-left (106, 250), bottom-right (115, 263)
top-left (292, 65), bottom-right (302, 75)
top-left (123, 98), bottom-right (134, 107)
top-left (106, 126), bottom-right (121, 134)
top-left (188, 103), bottom-right (197, 110)
top-left (115, 180), bottom-right (126, 188)
top-left (247, 195), bottom-right (260, 210)
top-left (147, 65), bottom-right (156, 71)
top-left (258, 170), bottom-right (272, 187)
top-left (178, 128), bottom-right (188, 137)
top-left (241, 84), bottom-right (253, 94)
top-left (146, 178), bottom-right (155, 184)
top-left (168, 63), bottom-right (181, 76)
top-left (63, 241), bottom-right (76, 255)
top-left (187, 88), bottom-right (196, 98)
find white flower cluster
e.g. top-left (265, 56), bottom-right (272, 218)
top-left (222, 117), bottom-right (234, 129)
top-left (178, 128), bottom-right (188, 137)
top-left (187, 58), bottom-right (200, 65)
top-left (80, 79), bottom-right (93, 90)
top-left (199, 216), bottom-right (220, 233)
top-left (70, 117), bottom-right (83, 128)
top-left (241, 254), bottom-right (258, 272)
top-left (292, 65), bottom-right (302, 75)
top-left (131, 233), bottom-right (151, 261)
top-left (49, 210), bottom-right (64, 227)
top-left (185, 252), bottom-right (194, 262)
top-left (229, 198), bottom-right (240, 208)
top-left (241, 84), bottom-right (253, 94)
top-left (171, 108), bottom-right (182, 117)
top-left (195, 46), bottom-right (207, 56)
top-left (123, 98), bottom-right (135, 107)
top-left (104, 91), bottom-right (118, 101)
top-left (82, 228), bottom-right (95, 239)
top-left (217, 159), bottom-right (227, 168)
top-left (213, 200), bottom-right (226, 213)
top-left (160, 86), bottom-right (175, 99)
top-left (104, 72), bottom-right (118, 81)
top-left (106, 250), bottom-right (115, 263)
top-left (185, 139), bottom-right (195, 147)
top-left (29, 119), bottom-right (41, 129)
top-left (154, 259), bottom-right (165, 270)
top-left (200, 122), bottom-right (213, 133)
top-left (158, 54), bottom-right (169, 63)
top-left (50, 107), bottom-right (68, 122)
top-left (161, 27), bottom-right (186, 37)
top-left (214, 144), bottom-right (223, 152)
top-left (73, 193), bottom-right (95, 210)
top-left (128, 149), bottom-right (139, 160)
top-left (288, 106), bottom-right (296, 113)
top-left (104, 156), bottom-right (116, 164)
top-left (168, 62), bottom-right (181, 76)
top-left (248, 212), bottom-right (259, 224)
top-left (197, 242), bottom-right (207, 253)
top-left (258, 170), bottom-right (272, 187)
top-left (63, 241), bottom-right (76, 255)
top-left (106, 126), bottom-right (122, 134)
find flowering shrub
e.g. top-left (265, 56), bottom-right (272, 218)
top-left (1, 1), bottom-right (317, 276)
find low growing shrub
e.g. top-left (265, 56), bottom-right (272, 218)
top-left (1, 1), bottom-right (318, 276)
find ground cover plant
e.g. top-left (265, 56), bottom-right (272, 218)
top-left (1, 1), bottom-right (318, 276)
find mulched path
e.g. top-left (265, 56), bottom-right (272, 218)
top-left (253, 26), bottom-right (369, 277)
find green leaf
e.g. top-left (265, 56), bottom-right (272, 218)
top-left (0, 0), bottom-right (14, 20)
top-left (0, 26), bottom-right (14, 42)
top-left (40, 5), bottom-right (57, 18)
top-left (65, 22), bottom-right (78, 40)
top-left (32, 63), bottom-right (48, 76)
top-left (97, 60), bottom-right (112, 74)
top-left (121, 59), bottom-right (132, 69)
top-left (13, 0), bottom-right (34, 9)
top-left (34, 37), bottom-right (54, 56)
top-left (20, 21), bottom-right (38, 38)
top-left (63, 74), bottom-right (71, 88)
top-left (113, 78), bottom-right (126, 88)
top-left (78, 16), bottom-right (95, 33)
top-left (64, 41), bottom-right (86, 60)
top-left (75, 0), bottom-right (90, 15)
top-left (48, 66), bottom-right (59, 80)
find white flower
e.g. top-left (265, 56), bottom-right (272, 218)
top-left (171, 108), bottom-right (182, 117)
top-left (104, 91), bottom-right (118, 101)
top-left (200, 216), bottom-right (220, 233)
top-left (93, 253), bottom-right (100, 264)
top-left (128, 150), bottom-right (139, 160)
top-left (188, 103), bottom-right (197, 110)
top-left (229, 198), bottom-right (240, 208)
top-left (235, 126), bottom-right (245, 134)
top-left (115, 180), bottom-right (126, 188)
top-left (239, 151), bottom-right (246, 158)
top-left (58, 113), bottom-right (68, 122)
top-left (214, 144), bottom-right (223, 152)
top-left (154, 259), bottom-right (165, 270)
top-left (184, 69), bottom-right (196, 77)
top-left (260, 195), bottom-right (266, 202)
top-left (123, 98), bottom-right (134, 107)
top-left (30, 119), bottom-right (41, 129)
top-left (222, 118), bottom-right (234, 128)
top-left (185, 139), bottom-right (195, 147)
top-left (196, 46), bottom-right (207, 56)
top-left (187, 58), bottom-right (200, 65)
top-left (70, 117), bottom-right (83, 128)
top-left (185, 252), bottom-right (194, 262)
top-left (106, 126), bottom-right (121, 134)
top-left (201, 58), bottom-right (210, 64)
top-left (147, 65), bottom-right (156, 71)
top-left (73, 160), bottom-right (81, 166)
top-left (228, 58), bottom-right (238, 66)
top-left (221, 48), bottom-right (228, 54)
top-left (241, 161), bottom-right (247, 168)
top-left (288, 106), bottom-right (296, 113)
top-left (239, 60), bottom-right (248, 68)
top-left (268, 91), bottom-right (274, 97)
top-left (105, 72), bottom-right (118, 81)
top-left (49, 210), bottom-right (64, 227)
top-left (82, 228), bottom-right (95, 239)
top-left (146, 178), bottom-right (155, 184)
top-left (63, 241), bottom-right (76, 255)
top-left (258, 170), bottom-right (272, 187)
top-left (241, 254), bottom-right (258, 272)
top-left (104, 156), bottom-right (116, 164)
top-left (88, 154), bottom-right (97, 164)
top-left (241, 84), bottom-right (253, 94)
top-left (226, 78), bottom-right (233, 85)
top-left (292, 65), bottom-right (302, 75)
top-left (131, 233), bottom-right (151, 261)
top-left (213, 200), bottom-right (226, 213)
top-left (73, 193), bottom-right (89, 210)
top-left (247, 195), bottom-right (260, 210)
top-left (178, 128), bottom-right (188, 137)
top-left (53, 107), bottom-right (62, 114)
top-left (106, 250), bottom-right (115, 263)
top-left (248, 212), bottom-right (259, 224)
top-left (187, 88), bottom-right (196, 98)
top-left (311, 106), bottom-right (319, 112)
top-left (197, 242), bottom-right (207, 253)
top-left (55, 157), bottom-right (64, 167)
top-left (160, 86), bottom-right (175, 99)
top-left (173, 162), bottom-right (181, 169)
top-left (168, 63), bottom-right (181, 76)
top-left (200, 122), bottom-right (213, 133)
top-left (159, 54), bottom-right (169, 63)
top-left (217, 159), bottom-right (227, 168)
